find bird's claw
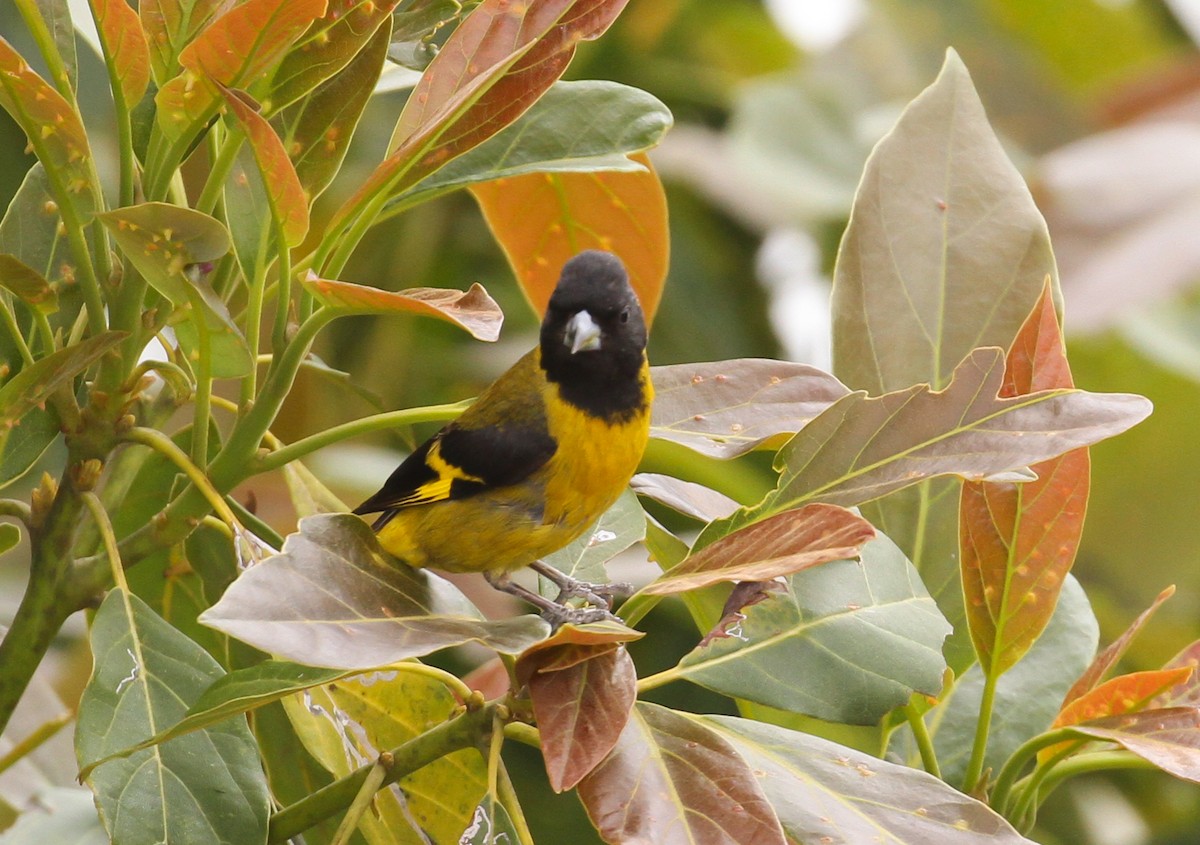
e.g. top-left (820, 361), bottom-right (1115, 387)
top-left (538, 603), bottom-right (618, 628)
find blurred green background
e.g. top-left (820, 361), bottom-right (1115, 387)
top-left (5, 1), bottom-right (1200, 842)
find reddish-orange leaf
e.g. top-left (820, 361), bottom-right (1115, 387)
top-left (0, 39), bottom-right (94, 208)
top-left (218, 87), bottom-right (309, 246)
top-left (158, 0), bottom-right (328, 140)
top-left (1041, 668), bottom-right (1194, 763)
top-left (636, 504), bottom-right (875, 597)
top-left (270, 0), bottom-right (400, 111)
top-left (527, 646), bottom-right (637, 792)
top-left (301, 273), bottom-right (503, 341)
top-left (180, 0), bottom-right (328, 87)
top-left (328, 0), bottom-right (629, 245)
top-left (88, 0), bottom-right (151, 106)
top-left (472, 153), bottom-right (668, 323)
top-left (1063, 585), bottom-right (1176, 708)
top-left (961, 278), bottom-right (1091, 675)
top-left (514, 619), bottom-right (643, 686)
top-left (140, 0), bottom-right (223, 83)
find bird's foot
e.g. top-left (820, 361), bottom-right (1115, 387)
top-left (485, 568), bottom-right (627, 628)
top-left (538, 603), bottom-right (616, 628)
top-left (529, 560), bottom-right (632, 611)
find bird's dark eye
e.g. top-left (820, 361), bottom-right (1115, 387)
top-left (619, 309), bottom-right (629, 323)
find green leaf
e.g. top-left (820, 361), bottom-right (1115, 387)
top-left (0, 405), bottom-right (59, 490)
top-left (88, 0), bottom-right (152, 106)
top-left (390, 80), bottom-right (672, 210)
top-left (171, 280), bottom-right (254, 378)
top-left (302, 274), bottom-right (504, 341)
top-left (540, 488), bottom-right (644, 588)
top-left (0, 331), bottom-right (125, 428)
top-left (896, 574), bottom-right (1098, 788)
top-left (36, 0), bottom-right (78, 92)
top-left (576, 701), bottom-right (786, 845)
top-left (706, 347), bottom-right (1150, 545)
top-left (649, 358), bottom-right (850, 459)
top-left (78, 660), bottom-right (352, 776)
top-left (99, 203), bottom-right (231, 306)
top-left (278, 15), bottom-right (391, 201)
top-left (0, 254), bottom-right (57, 313)
top-left (75, 590), bottom-right (270, 845)
top-left (0, 164), bottom-right (76, 291)
top-left (676, 533), bottom-right (951, 725)
top-left (281, 669), bottom-right (486, 845)
top-left (200, 513), bottom-right (551, 668)
top-left (460, 794), bottom-right (524, 845)
top-left (700, 715), bottom-right (1038, 844)
top-left (388, 0), bottom-right (465, 70)
top-left (269, 0), bottom-right (400, 111)
top-left (0, 522), bottom-right (20, 555)
top-left (636, 503), bottom-right (875, 597)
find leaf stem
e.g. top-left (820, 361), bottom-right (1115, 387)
top-left (81, 491), bottom-right (125, 592)
top-left (989, 727), bottom-right (1088, 813)
top-left (196, 127), bottom-right (244, 216)
top-left (330, 752), bottom-right (391, 845)
top-left (184, 287), bottom-right (214, 469)
top-left (13, 0), bottom-right (74, 99)
top-left (255, 400), bottom-right (471, 472)
top-left (495, 756), bottom-right (535, 844)
top-left (267, 702), bottom-right (495, 843)
top-left (904, 701), bottom-right (941, 778)
top-left (635, 664), bottom-right (686, 693)
top-left (962, 668), bottom-right (999, 793)
top-left (397, 662), bottom-right (475, 703)
top-left (122, 427), bottom-right (237, 528)
top-left (0, 499), bottom-right (32, 525)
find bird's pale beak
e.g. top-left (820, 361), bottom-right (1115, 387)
top-left (565, 310), bottom-right (602, 354)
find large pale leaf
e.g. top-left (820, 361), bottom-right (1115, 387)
top-left (676, 534), bottom-right (951, 725)
top-left (636, 504), bottom-right (875, 597)
top-left (709, 347), bottom-right (1150, 544)
top-left (1063, 707), bottom-right (1200, 784)
top-left (649, 359), bottom-right (850, 459)
top-left (279, 15), bottom-right (391, 200)
top-left (281, 669), bottom-right (486, 845)
top-left (539, 487), bottom-right (644, 588)
top-left (631, 473), bottom-right (739, 523)
top-left (0, 786), bottom-right (107, 845)
top-left (200, 514), bottom-right (550, 668)
top-left (99, 203), bottom-right (231, 306)
top-left (302, 274), bottom-right (503, 341)
top-left (576, 702), bottom-right (786, 845)
top-left (830, 50), bottom-right (1061, 672)
top-left (88, 0), bottom-right (152, 106)
top-left (393, 80), bottom-right (672, 209)
top-left (473, 154), bottom-right (668, 322)
top-left (898, 574), bottom-right (1098, 788)
top-left (75, 590), bottom-right (270, 845)
top-left (702, 715), bottom-right (1038, 845)
top-left (330, 0), bottom-right (630, 239)
top-left (962, 282), bottom-right (1091, 675)
top-left (0, 332), bottom-right (125, 427)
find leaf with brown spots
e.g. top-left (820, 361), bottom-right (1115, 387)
top-left (1062, 707), bottom-right (1200, 784)
top-left (301, 274), bottom-right (503, 341)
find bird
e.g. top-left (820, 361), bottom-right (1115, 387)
top-left (353, 250), bottom-right (652, 623)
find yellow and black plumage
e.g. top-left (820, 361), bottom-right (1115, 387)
top-left (353, 250), bottom-right (652, 620)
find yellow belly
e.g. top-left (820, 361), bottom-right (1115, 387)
top-left (375, 372), bottom-right (651, 574)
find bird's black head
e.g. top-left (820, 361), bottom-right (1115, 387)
top-left (539, 250), bottom-right (648, 420)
